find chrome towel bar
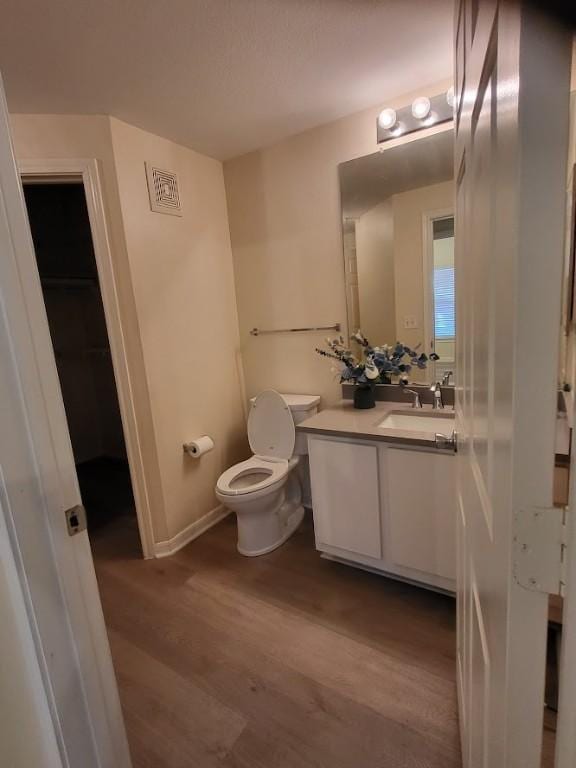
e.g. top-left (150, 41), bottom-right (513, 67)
top-left (250, 323), bottom-right (341, 337)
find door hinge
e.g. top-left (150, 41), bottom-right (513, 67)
top-left (513, 506), bottom-right (568, 596)
top-left (65, 504), bottom-right (87, 537)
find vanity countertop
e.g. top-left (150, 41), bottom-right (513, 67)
top-left (297, 400), bottom-right (455, 449)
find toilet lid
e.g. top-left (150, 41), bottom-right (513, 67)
top-left (248, 390), bottom-right (295, 460)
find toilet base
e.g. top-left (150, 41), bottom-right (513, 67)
top-left (237, 504), bottom-right (305, 557)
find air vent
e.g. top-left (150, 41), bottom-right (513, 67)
top-left (145, 163), bottom-right (182, 216)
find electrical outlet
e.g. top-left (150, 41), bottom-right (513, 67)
top-left (403, 315), bottom-right (418, 330)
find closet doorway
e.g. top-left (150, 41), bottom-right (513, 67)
top-left (21, 173), bottom-right (147, 555)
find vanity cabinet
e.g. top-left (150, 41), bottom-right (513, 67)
top-left (307, 434), bottom-right (456, 592)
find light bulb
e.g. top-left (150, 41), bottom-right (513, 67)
top-left (378, 108), bottom-right (397, 130)
top-left (446, 86), bottom-right (455, 108)
top-left (390, 122), bottom-right (404, 138)
top-left (411, 96), bottom-right (431, 120)
top-left (422, 113), bottom-right (437, 127)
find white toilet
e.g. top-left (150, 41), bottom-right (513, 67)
top-left (215, 390), bottom-right (320, 556)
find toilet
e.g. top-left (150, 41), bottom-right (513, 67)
top-left (215, 390), bottom-right (320, 556)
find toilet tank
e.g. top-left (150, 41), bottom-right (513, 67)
top-left (249, 393), bottom-right (320, 455)
top-left (279, 394), bottom-right (320, 454)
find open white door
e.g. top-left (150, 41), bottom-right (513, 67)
top-left (0, 76), bottom-right (131, 767)
top-left (454, 2), bottom-right (571, 767)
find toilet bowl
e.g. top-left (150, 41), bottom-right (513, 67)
top-left (215, 389), bottom-right (308, 556)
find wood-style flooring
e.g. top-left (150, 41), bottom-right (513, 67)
top-left (92, 512), bottom-right (462, 768)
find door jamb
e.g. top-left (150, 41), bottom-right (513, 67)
top-left (19, 158), bottom-right (154, 558)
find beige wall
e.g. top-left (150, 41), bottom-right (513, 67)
top-left (109, 118), bottom-right (246, 538)
top-left (355, 199), bottom-right (396, 344)
top-left (342, 221), bottom-right (360, 331)
top-left (224, 80), bottom-right (451, 405)
top-left (10, 114), bottom-right (168, 542)
top-left (11, 114), bottom-right (246, 545)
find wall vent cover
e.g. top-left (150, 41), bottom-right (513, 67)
top-left (145, 163), bottom-right (182, 216)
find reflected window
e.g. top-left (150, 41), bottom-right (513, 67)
top-left (431, 216), bottom-right (455, 378)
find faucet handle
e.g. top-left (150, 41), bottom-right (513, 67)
top-left (404, 388), bottom-right (422, 409)
top-left (430, 381), bottom-right (445, 409)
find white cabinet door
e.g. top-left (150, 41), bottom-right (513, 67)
top-left (385, 447), bottom-right (456, 582)
top-left (308, 437), bottom-right (382, 559)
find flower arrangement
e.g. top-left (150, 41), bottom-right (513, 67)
top-left (316, 330), bottom-right (438, 408)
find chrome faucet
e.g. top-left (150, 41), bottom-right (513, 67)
top-left (430, 381), bottom-right (444, 410)
top-left (442, 370), bottom-right (453, 386)
top-left (404, 388), bottom-right (422, 409)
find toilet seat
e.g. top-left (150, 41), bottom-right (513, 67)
top-left (217, 390), bottom-right (299, 498)
top-left (216, 456), bottom-right (297, 497)
top-left (247, 390), bottom-right (295, 460)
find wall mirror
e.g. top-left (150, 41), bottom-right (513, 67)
top-left (339, 128), bottom-right (454, 383)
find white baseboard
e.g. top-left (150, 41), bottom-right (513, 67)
top-left (153, 505), bottom-right (230, 558)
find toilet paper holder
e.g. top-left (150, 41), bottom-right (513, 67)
top-left (183, 435), bottom-right (214, 458)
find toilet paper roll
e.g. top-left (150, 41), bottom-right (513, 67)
top-left (183, 435), bottom-right (214, 458)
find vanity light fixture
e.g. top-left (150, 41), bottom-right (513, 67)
top-left (411, 96), bottom-right (431, 120)
top-left (377, 90), bottom-right (453, 144)
top-left (377, 107), bottom-right (397, 131)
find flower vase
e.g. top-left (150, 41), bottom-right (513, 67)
top-left (353, 385), bottom-right (376, 410)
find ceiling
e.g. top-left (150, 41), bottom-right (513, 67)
top-left (0, 0), bottom-right (453, 160)
top-left (339, 128), bottom-right (454, 218)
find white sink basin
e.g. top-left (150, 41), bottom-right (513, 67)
top-left (378, 410), bottom-right (455, 434)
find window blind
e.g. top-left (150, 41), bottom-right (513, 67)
top-left (434, 266), bottom-right (455, 338)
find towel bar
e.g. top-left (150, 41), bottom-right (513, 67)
top-left (250, 323), bottom-right (341, 337)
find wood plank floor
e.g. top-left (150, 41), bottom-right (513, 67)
top-left (92, 512), bottom-right (462, 768)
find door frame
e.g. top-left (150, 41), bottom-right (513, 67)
top-left (19, 158), bottom-right (154, 558)
top-left (422, 206), bottom-right (454, 380)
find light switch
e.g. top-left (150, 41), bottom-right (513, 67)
top-left (403, 315), bottom-right (418, 330)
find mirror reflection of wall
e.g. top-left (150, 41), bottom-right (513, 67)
top-left (339, 129), bottom-right (454, 384)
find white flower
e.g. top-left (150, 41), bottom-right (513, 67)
top-left (365, 363), bottom-right (379, 381)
